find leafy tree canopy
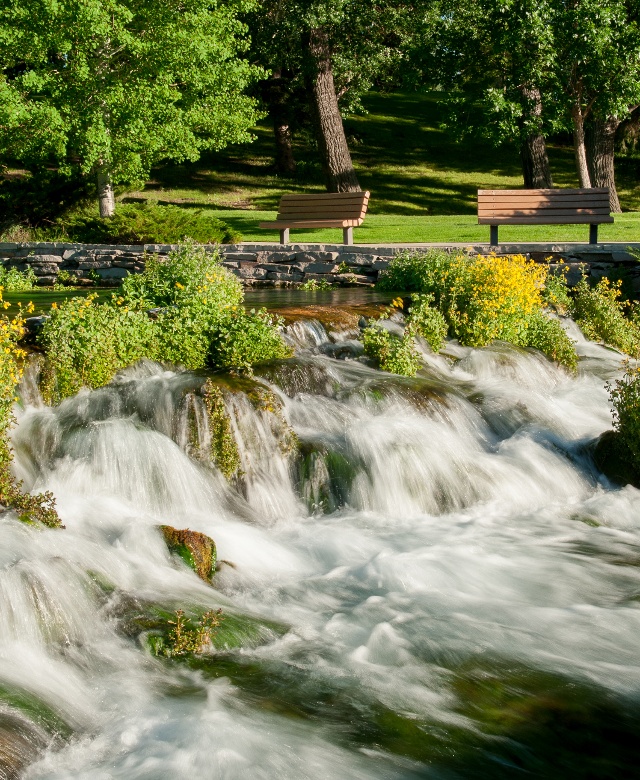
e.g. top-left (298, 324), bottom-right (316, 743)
top-left (0, 0), bottom-right (264, 187)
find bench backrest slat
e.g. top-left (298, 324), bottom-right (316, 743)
top-left (478, 188), bottom-right (610, 223)
top-left (277, 191), bottom-right (369, 221)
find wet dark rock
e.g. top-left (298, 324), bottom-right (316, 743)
top-left (160, 525), bottom-right (217, 582)
top-left (319, 340), bottom-right (364, 360)
top-left (592, 430), bottom-right (640, 488)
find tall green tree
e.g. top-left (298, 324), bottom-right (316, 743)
top-left (246, 0), bottom-right (408, 191)
top-left (411, 0), bottom-right (559, 188)
top-left (0, 0), bottom-right (262, 215)
top-left (553, 0), bottom-right (640, 210)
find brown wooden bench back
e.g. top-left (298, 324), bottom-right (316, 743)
top-left (277, 191), bottom-right (370, 225)
top-left (477, 188), bottom-right (613, 244)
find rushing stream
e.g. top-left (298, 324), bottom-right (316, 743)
top-left (3, 309), bottom-right (640, 778)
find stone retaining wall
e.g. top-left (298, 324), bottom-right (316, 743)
top-left (1, 242), bottom-right (640, 290)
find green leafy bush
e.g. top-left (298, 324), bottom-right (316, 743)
top-left (526, 310), bottom-right (579, 372)
top-left (362, 323), bottom-right (422, 377)
top-left (572, 278), bottom-right (640, 356)
top-left (609, 368), bottom-right (640, 477)
top-left (542, 267), bottom-right (573, 315)
top-left (38, 295), bottom-right (158, 404)
top-left (0, 265), bottom-right (37, 292)
top-left (37, 245), bottom-right (290, 399)
top-left (120, 243), bottom-right (242, 310)
top-left (405, 293), bottom-right (448, 353)
top-left (56, 203), bottom-right (241, 245)
top-left (208, 308), bottom-right (291, 369)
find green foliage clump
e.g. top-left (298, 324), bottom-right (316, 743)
top-left (362, 293), bottom-right (447, 377)
top-left (60, 204), bottom-right (241, 245)
top-left (0, 265), bottom-right (37, 292)
top-left (150, 608), bottom-right (223, 659)
top-left (377, 250), bottom-right (578, 370)
top-left (300, 278), bottom-right (336, 290)
top-left (208, 308), bottom-right (291, 369)
top-left (201, 381), bottom-right (241, 480)
top-left (37, 245), bottom-right (290, 403)
top-left (121, 243), bottom-right (242, 309)
top-left (572, 277), bottom-right (640, 356)
top-left (362, 323), bottom-right (422, 377)
top-left (526, 310), bottom-right (579, 372)
top-left (542, 267), bottom-right (573, 315)
top-left (38, 294), bottom-right (158, 404)
top-left (609, 368), bottom-right (640, 477)
top-left (405, 292), bottom-right (448, 353)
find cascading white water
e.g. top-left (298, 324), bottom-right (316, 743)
top-left (2, 314), bottom-right (640, 778)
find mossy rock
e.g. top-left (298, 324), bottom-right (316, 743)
top-left (297, 442), bottom-right (359, 512)
top-left (592, 430), bottom-right (640, 488)
top-left (449, 660), bottom-right (640, 778)
top-left (111, 594), bottom-right (288, 659)
top-left (0, 681), bottom-right (73, 778)
top-left (160, 525), bottom-right (217, 582)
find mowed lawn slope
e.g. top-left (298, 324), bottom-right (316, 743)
top-left (124, 92), bottom-right (640, 244)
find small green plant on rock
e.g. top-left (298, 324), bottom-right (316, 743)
top-left (300, 278), bottom-right (335, 291)
top-left (150, 608), bottom-right (223, 658)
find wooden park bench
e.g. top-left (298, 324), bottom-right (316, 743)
top-left (260, 191), bottom-right (370, 245)
top-left (478, 188), bottom-right (613, 245)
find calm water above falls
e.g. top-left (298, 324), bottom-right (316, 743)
top-left (4, 315), bottom-right (640, 779)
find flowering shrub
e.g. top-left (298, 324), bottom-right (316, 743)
top-left (377, 250), bottom-right (577, 369)
top-left (39, 295), bottom-right (158, 404)
top-left (0, 289), bottom-right (61, 527)
top-left (120, 244), bottom-right (242, 311)
top-left (0, 290), bottom-right (27, 430)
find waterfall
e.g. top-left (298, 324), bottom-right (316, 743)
top-left (2, 317), bottom-right (640, 778)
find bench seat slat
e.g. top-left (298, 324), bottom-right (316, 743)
top-left (260, 219), bottom-right (364, 228)
top-left (479, 207), bottom-right (612, 217)
top-left (479, 215), bottom-right (614, 225)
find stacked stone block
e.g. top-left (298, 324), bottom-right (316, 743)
top-left (1, 242), bottom-right (640, 291)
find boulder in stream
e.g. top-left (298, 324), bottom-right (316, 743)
top-left (160, 525), bottom-right (217, 582)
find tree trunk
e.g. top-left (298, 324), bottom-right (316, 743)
top-left (587, 117), bottom-right (622, 213)
top-left (97, 170), bottom-right (115, 217)
top-left (264, 70), bottom-right (297, 175)
top-left (571, 103), bottom-right (592, 188)
top-left (520, 134), bottom-right (554, 188)
top-left (307, 28), bottom-right (360, 193)
top-left (519, 86), bottom-right (553, 188)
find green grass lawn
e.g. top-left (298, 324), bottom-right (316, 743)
top-left (115, 91), bottom-right (640, 245)
top-left (210, 210), bottom-right (640, 245)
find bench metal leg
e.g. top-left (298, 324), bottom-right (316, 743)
top-left (280, 228), bottom-right (290, 244)
top-left (589, 224), bottom-right (598, 244)
top-left (343, 226), bottom-right (353, 245)
top-left (490, 225), bottom-right (499, 246)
